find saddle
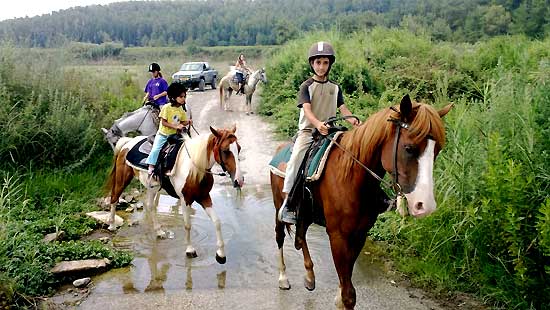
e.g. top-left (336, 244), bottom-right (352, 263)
top-left (287, 128), bottom-right (346, 229)
top-left (125, 132), bottom-right (188, 198)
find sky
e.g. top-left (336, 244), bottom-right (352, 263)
top-left (0, 1), bottom-right (124, 21)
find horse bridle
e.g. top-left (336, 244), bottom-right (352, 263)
top-left (217, 147), bottom-right (229, 174)
top-left (324, 113), bottom-right (410, 200)
top-left (180, 138), bottom-right (232, 177)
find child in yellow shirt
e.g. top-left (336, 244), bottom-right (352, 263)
top-left (146, 82), bottom-right (191, 177)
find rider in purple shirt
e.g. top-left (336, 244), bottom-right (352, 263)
top-left (144, 62), bottom-right (168, 107)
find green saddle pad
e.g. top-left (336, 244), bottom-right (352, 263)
top-left (269, 144), bottom-right (292, 169)
top-left (306, 132), bottom-right (336, 179)
top-left (268, 132), bottom-right (337, 180)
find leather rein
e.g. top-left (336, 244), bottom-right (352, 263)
top-left (323, 113), bottom-right (410, 201)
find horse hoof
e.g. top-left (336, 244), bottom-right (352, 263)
top-left (107, 225), bottom-right (117, 232)
top-left (215, 253), bottom-right (226, 264)
top-left (304, 277), bottom-right (315, 291)
top-left (279, 280), bottom-right (291, 290)
top-left (186, 251), bottom-right (198, 258)
top-left (294, 237), bottom-right (303, 250)
top-left (156, 230), bottom-right (167, 239)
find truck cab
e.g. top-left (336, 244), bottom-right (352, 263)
top-left (171, 61), bottom-right (218, 91)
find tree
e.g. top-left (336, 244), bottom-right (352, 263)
top-left (482, 5), bottom-right (511, 36)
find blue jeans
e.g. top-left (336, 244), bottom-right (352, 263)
top-left (145, 133), bottom-right (168, 166)
top-left (235, 72), bottom-right (244, 83)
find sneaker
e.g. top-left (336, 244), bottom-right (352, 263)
top-left (277, 198), bottom-right (297, 224)
top-left (147, 167), bottom-right (157, 181)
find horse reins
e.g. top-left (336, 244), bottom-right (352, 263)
top-left (181, 139), bottom-right (228, 177)
top-left (324, 112), bottom-right (410, 201)
top-left (136, 104), bottom-right (156, 132)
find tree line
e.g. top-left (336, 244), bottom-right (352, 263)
top-left (0, 0), bottom-right (548, 48)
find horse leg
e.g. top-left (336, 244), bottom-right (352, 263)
top-left (276, 218), bottom-right (291, 290)
top-left (225, 89), bottom-right (232, 111)
top-left (202, 197), bottom-right (226, 264)
top-left (272, 173), bottom-right (290, 289)
top-left (329, 233), bottom-right (360, 310)
top-left (299, 237), bottom-right (316, 291)
top-left (182, 200), bottom-right (197, 258)
top-left (142, 181), bottom-right (163, 237)
top-left (245, 94), bottom-right (252, 114)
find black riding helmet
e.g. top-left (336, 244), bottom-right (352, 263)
top-left (148, 62), bottom-right (161, 72)
top-left (167, 82), bottom-right (188, 104)
top-left (308, 41), bottom-right (335, 76)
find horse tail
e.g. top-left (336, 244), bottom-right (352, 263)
top-left (219, 79), bottom-right (224, 109)
top-left (114, 137), bottom-right (133, 156)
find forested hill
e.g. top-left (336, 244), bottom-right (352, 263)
top-left (0, 0), bottom-right (548, 48)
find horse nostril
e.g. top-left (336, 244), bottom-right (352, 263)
top-left (415, 201), bottom-right (424, 211)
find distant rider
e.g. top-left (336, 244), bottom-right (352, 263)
top-left (234, 54), bottom-right (251, 95)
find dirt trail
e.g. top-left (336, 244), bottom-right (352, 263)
top-left (47, 87), bottom-right (480, 309)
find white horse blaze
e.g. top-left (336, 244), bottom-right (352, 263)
top-left (229, 141), bottom-right (244, 186)
top-left (404, 139), bottom-right (436, 217)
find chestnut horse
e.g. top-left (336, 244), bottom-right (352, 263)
top-left (270, 95), bottom-right (452, 309)
top-left (106, 125), bottom-right (244, 264)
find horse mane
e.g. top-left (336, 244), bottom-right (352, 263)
top-left (186, 135), bottom-right (212, 183)
top-left (114, 106), bottom-right (147, 123)
top-left (339, 102), bottom-right (446, 181)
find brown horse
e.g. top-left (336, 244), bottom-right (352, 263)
top-left (270, 95), bottom-right (452, 309)
top-left (106, 125), bottom-right (244, 264)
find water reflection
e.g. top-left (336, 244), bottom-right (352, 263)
top-left (179, 257), bottom-right (226, 290)
top-left (89, 184), bottom-right (354, 294)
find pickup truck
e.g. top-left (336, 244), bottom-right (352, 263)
top-left (171, 62), bottom-right (217, 91)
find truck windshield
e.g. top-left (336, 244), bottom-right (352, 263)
top-left (180, 63), bottom-right (203, 71)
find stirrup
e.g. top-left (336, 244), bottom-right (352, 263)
top-left (277, 198), bottom-right (297, 224)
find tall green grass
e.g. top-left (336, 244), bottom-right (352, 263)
top-left (0, 45), bottom-right (135, 306)
top-left (259, 28), bottom-right (550, 309)
top-left (0, 42), bottom-right (274, 306)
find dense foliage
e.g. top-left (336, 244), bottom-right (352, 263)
top-left (0, 46), bottom-right (138, 306)
top-left (259, 29), bottom-right (550, 309)
top-left (0, 0), bottom-right (549, 48)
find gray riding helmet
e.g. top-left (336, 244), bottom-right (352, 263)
top-left (308, 41), bottom-right (336, 76)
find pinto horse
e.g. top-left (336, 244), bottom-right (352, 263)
top-left (270, 95), bottom-right (452, 309)
top-left (106, 125), bottom-right (244, 264)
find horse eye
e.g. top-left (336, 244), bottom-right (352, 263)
top-left (404, 145), bottom-right (418, 156)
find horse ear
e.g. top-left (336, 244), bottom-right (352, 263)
top-left (101, 128), bottom-right (109, 135)
top-left (230, 124), bottom-right (236, 134)
top-left (210, 126), bottom-right (221, 138)
top-left (438, 103), bottom-right (454, 118)
top-left (400, 94), bottom-right (413, 121)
